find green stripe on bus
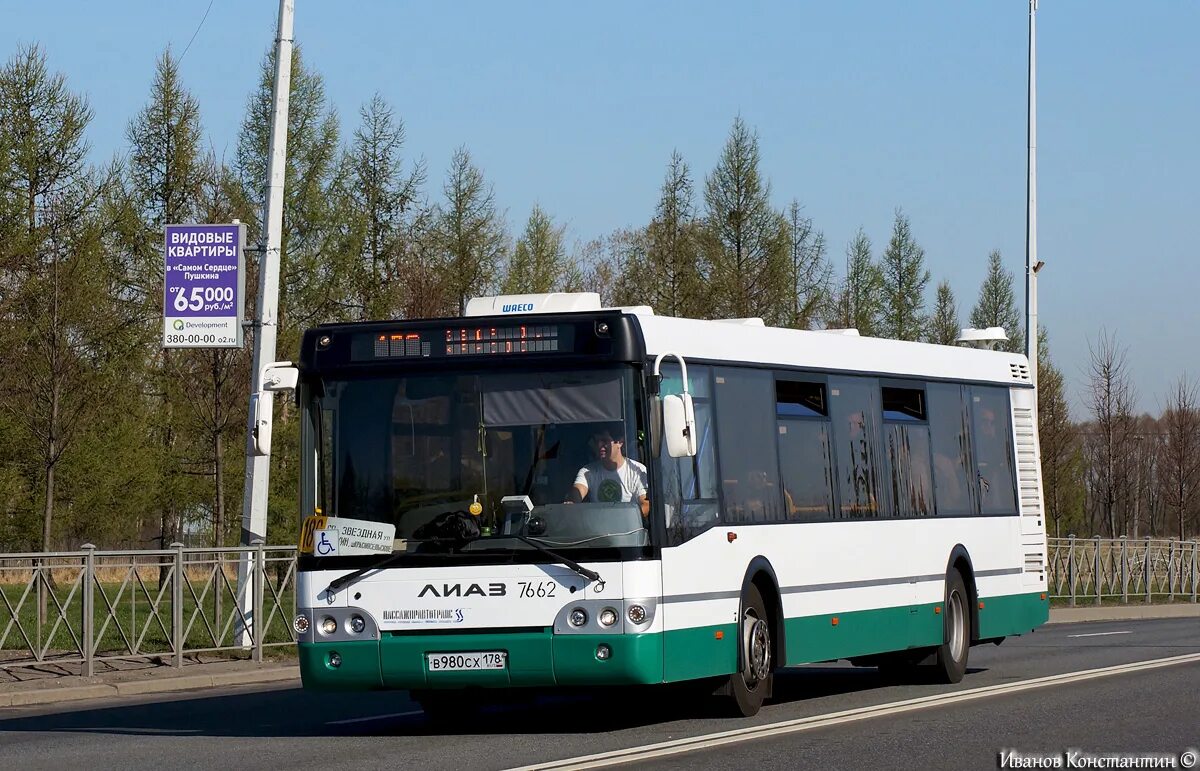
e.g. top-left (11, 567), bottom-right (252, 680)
top-left (663, 623), bottom-right (738, 681)
top-left (976, 590), bottom-right (1049, 639)
top-left (298, 592), bottom-right (1046, 691)
top-left (298, 640), bottom-right (382, 690)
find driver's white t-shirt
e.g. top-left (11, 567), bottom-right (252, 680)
top-left (574, 459), bottom-right (648, 503)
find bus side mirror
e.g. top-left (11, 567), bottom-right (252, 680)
top-left (252, 362), bottom-right (298, 456)
top-left (662, 393), bottom-right (697, 458)
top-left (250, 392), bottom-right (272, 456)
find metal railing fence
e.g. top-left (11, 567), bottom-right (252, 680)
top-left (0, 543), bottom-right (296, 677)
top-left (1048, 536), bottom-right (1200, 606)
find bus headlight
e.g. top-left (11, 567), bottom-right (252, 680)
top-left (347, 615), bottom-right (366, 634)
top-left (598, 608), bottom-right (618, 627)
top-left (293, 614), bottom-right (310, 634)
top-left (319, 616), bottom-right (337, 635)
top-left (568, 608), bottom-right (588, 627)
top-left (627, 604), bottom-right (647, 624)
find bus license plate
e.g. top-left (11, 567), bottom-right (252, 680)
top-left (426, 651), bottom-right (507, 672)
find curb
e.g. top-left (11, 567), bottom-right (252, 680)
top-left (0, 666), bottom-right (299, 709)
top-left (1047, 604), bottom-right (1200, 625)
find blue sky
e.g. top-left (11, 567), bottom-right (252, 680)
top-left (4, 1), bottom-right (1197, 416)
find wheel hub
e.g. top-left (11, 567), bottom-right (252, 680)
top-left (746, 617), bottom-right (771, 683)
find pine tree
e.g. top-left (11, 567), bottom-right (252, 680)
top-left (435, 147), bottom-right (506, 315)
top-left (784, 199), bottom-right (830, 329)
top-left (123, 48), bottom-right (209, 551)
top-left (642, 151), bottom-right (703, 318)
top-left (503, 205), bottom-right (568, 294)
top-left (342, 93), bottom-right (425, 320)
top-left (826, 228), bottom-right (883, 336)
top-left (969, 250), bottom-right (1024, 353)
top-left (927, 279), bottom-right (960, 345)
top-left (0, 45), bottom-right (119, 551)
top-left (701, 117), bottom-right (790, 322)
top-left (236, 43), bottom-right (345, 344)
top-left (1038, 329), bottom-right (1085, 537)
top-left (879, 209), bottom-right (930, 341)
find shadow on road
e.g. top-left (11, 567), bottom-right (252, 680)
top-left (0, 664), bottom-right (991, 739)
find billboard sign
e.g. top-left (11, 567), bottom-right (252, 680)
top-left (163, 223), bottom-right (246, 348)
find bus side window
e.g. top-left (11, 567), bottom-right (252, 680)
top-left (828, 377), bottom-right (886, 519)
top-left (970, 387), bottom-right (1018, 515)
top-left (775, 379), bottom-right (835, 520)
top-left (881, 384), bottom-right (934, 518)
top-left (928, 383), bottom-right (977, 516)
top-left (659, 365), bottom-right (718, 544)
top-left (714, 368), bottom-right (784, 524)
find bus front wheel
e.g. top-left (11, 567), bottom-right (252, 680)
top-left (932, 570), bottom-right (970, 684)
top-left (726, 583), bottom-right (773, 717)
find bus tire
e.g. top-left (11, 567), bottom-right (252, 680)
top-left (726, 583), bottom-right (773, 717)
top-left (933, 570), bottom-right (970, 684)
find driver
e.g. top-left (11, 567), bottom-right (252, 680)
top-left (566, 424), bottom-right (649, 516)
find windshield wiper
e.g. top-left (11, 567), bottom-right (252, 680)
top-left (325, 550), bottom-right (406, 594)
top-left (514, 535), bottom-right (602, 584)
top-left (324, 531), bottom-right (603, 594)
top-left (324, 536), bottom-right (476, 594)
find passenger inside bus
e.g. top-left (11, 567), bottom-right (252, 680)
top-left (564, 423), bottom-right (650, 517)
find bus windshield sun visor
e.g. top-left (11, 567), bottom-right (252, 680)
top-left (481, 371), bottom-right (624, 427)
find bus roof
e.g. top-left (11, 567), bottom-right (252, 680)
top-left (633, 311), bottom-right (1032, 388)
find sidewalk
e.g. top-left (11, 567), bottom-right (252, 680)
top-left (0, 656), bottom-right (298, 708)
top-left (2, 604), bottom-right (1197, 710)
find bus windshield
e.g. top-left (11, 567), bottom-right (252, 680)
top-left (307, 366), bottom-right (648, 552)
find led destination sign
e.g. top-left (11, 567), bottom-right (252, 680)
top-left (353, 324), bottom-right (575, 361)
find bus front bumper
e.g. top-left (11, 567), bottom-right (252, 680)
top-left (298, 630), bottom-right (665, 691)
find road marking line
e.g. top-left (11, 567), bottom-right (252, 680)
top-left (326, 709), bottom-right (423, 725)
top-left (510, 652), bottom-right (1200, 770)
top-left (1067, 631), bottom-right (1132, 638)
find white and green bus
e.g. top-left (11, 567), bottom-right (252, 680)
top-left (283, 292), bottom-right (1048, 717)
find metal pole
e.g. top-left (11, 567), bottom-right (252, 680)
top-left (82, 544), bottom-right (95, 678)
top-left (1120, 536), bottom-right (1128, 604)
top-left (1191, 540), bottom-right (1197, 603)
top-left (1168, 539), bottom-right (1176, 601)
top-left (1025, 0), bottom-right (1040, 388)
top-left (237, 0), bottom-right (294, 647)
top-left (1144, 536), bottom-right (1152, 603)
top-left (253, 540), bottom-right (265, 663)
top-left (1093, 535), bottom-right (1101, 606)
top-left (1068, 534), bottom-right (1076, 607)
top-left (173, 542), bottom-right (185, 668)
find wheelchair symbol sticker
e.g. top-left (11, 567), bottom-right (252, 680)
top-left (315, 528), bottom-right (339, 557)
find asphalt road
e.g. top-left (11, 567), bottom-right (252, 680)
top-left (0, 618), bottom-right (1196, 771)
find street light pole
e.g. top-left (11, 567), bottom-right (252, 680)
top-left (237, 0), bottom-right (294, 647)
top-left (1025, 0), bottom-right (1040, 389)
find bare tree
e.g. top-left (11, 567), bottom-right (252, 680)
top-left (1159, 376), bottom-right (1200, 539)
top-left (1085, 331), bottom-right (1137, 536)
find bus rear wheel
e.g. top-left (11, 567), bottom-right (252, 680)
top-left (932, 570), bottom-right (970, 684)
top-left (726, 583), bottom-right (773, 717)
